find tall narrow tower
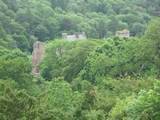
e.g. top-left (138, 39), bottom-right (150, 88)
top-left (32, 41), bottom-right (45, 77)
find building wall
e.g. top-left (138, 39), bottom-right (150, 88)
top-left (62, 32), bottom-right (87, 41)
top-left (116, 29), bottom-right (130, 38)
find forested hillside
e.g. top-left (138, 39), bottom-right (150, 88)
top-left (0, 0), bottom-right (160, 120)
top-left (0, 0), bottom-right (159, 51)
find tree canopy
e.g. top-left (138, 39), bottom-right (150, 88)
top-left (0, 0), bottom-right (158, 51)
top-left (0, 0), bottom-right (160, 119)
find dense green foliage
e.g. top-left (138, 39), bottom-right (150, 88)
top-left (0, 0), bottom-right (160, 119)
top-left (0, 0), bottom-right (159, 51)
top-left (0, 17), bottom-right (160, 119)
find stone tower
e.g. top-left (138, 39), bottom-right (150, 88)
top-left (32, 41), bottom-right (45, 77)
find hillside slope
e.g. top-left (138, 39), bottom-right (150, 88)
top-left (0, 0), bottom-right (159, 51)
